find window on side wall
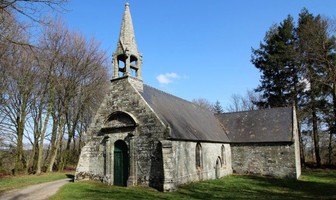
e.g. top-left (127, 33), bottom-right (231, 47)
top-left (221, 145), bottom-right (226, 166)
top-left (196, 143), bottom-right (202, 169)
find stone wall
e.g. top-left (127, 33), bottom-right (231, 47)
top-left (75, 138), bottom-right (105, 182)
top-left (293, 107), bottom-right (302, 178)
top-left (163, 140), bottom-right (232, 190)
top-left (76, 75), bottom-right (301, 192)
top-left (231, 143), bottom-right (299, 178)
top-left (75, 77), bottom-right (167, 190)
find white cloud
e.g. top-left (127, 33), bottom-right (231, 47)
top-left (156, 73), bottom-right (180, 84)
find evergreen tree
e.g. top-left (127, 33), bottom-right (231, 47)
top-left (252, 9), bottom-right (336, 166)
top-left (213, 100), bottom-right (223, 114)
top-left (297, 9), bottom-right (335, 167)
top-left (251, 15), bottom-right (303, 109)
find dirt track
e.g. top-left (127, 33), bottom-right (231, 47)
top-left (0, 178), bottom-right (71, 200)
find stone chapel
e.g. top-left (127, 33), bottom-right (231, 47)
top-left (75, 3), bottom-right (301, 192)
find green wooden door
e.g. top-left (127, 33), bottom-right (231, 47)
top-left (114, 140), bottom-right (128, 186)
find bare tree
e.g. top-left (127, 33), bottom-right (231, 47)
top-left (0, 43), bottom-right (38, 174)
top-left (59, 33), bottom-right (109, 171)
top-left (192, 98), bottom-right (214, 112)
top-left (0, 0), bottom-right (111, 174)
top-left (31, 22), bottom-right (68, 174)
top-left (225, 90), bottom-right (260, 112)
top-left (0, 10), bottom-right (37, 174)
top-left (34, 20), bottom-right (109, 172)
top-left (0, 1), bottom-right (68, 173)
top-left (0, 10), bottom-right (24, 103)
top-left (0, 0), bottom-right (67, 23)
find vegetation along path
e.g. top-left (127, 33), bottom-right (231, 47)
top-left (0, 178), bottom-right (71, 200)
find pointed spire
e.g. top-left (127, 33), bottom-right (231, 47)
top-left (112, 3), bottom-right (142, 80)
top-left (116, 2), bottom-right (139, 56)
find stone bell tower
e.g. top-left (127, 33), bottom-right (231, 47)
top-left (112, 3), bottom-right (143, 82)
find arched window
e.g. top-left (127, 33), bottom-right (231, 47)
top-left (221, 145), bottom-right (226, 166)
top-left (215, 157), bottom-right (222, 178)
top-left (196, 143), bottom-right (202, 169)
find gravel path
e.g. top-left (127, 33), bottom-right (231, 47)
top-left (0, 178), bottom-right (71, 200)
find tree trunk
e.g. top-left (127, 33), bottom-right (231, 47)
top-left (59, 134), bottom-right (72, 171)
top-left (312, 108), bottom-right (321, 167)
top-left (26, 136), bottom-right (39, 174)
top-left (328, 132), bottom-right (333, 165)
top-left (32, 142), bottom-right (39, 173)
top-left (15, 105), bottom-right (27, 174)
top-left (329, 83), bottom-right (336, 165)
top-left (47, 114), bottom-right (65, 172)
top-left (73, 134), bottom-right (77, 162)
top-left (61, 116), bottom-right (78, 171)
top-left (36, 91), bottom-right (53, 174)
top-left (36, 110), bottom-right (51, 174)
top-left (46, 115), bottom-right (58, 172)
top-left (15, 125), bottom-right (24, 174)
top-left (78, 124), bottom-right (83, 155)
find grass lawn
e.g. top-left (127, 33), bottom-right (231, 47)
top-left (0, 172), bottom-right (73, 194)
top-left (50, 169), bottom-right (336, 200)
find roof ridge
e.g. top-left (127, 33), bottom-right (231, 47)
top-left (219, 106), bottom-right (291, 115)
top-left (143, 84), bottom-right (196, 106)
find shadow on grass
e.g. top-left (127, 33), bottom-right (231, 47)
top-left (176, 178), bottom-right (274, 200)
top-left (242, 175), bottom-right (336, 199)
top-left (305, 169), bottom-right (336, 180)
top-left (66, 174), bottom-right (75, 182)
top-left (175, 174), bottom-right (336, 200)
top-left (82, 188), bottom-right (171, 200)
top-left (57, 183), bottom-right (175, 200)
top-left (52, 170), bottom-right (336, 200)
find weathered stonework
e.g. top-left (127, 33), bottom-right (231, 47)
top-left (75, 2), bottom-right (301, 193)
top-left (229, 107), bottom-right (301, 179)
top-left (75, 138), bottom-right (106, 182)
top-left (159, 141), bottom-right (233, 191)
top-left (217, 107), bottom-right (301, 179)
top-left (75, 76), bottom-right (234, 191)
top-left (231, 143), bottom-right (298, 178)
top-left (75, 77), bottom-right (167, 190)
top-left (172, 141), bottom-right (232, 186)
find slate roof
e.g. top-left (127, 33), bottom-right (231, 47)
top-left (215, 107), bottom-right (294, 143)
top-left (140, 85), bottom-right (230, 142)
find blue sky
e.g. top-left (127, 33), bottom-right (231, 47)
top-left (62, 0), bottom-right (336, 106)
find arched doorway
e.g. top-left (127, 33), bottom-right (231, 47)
top-left (114, 140), bottom-right (129, 186)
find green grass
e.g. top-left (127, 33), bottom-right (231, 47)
top-left (50, 169), bottom-right (336, 200)
top-left (0, 172), bottom-right (73, 194)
